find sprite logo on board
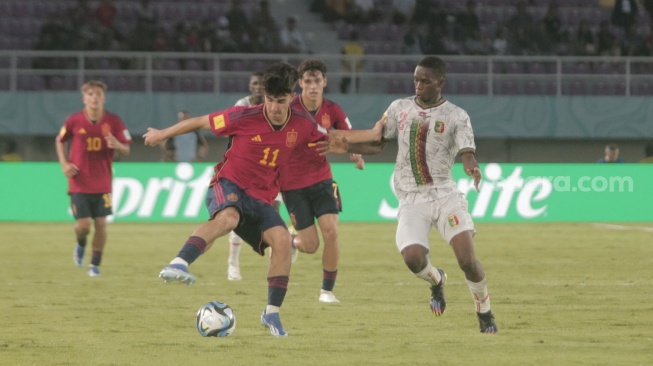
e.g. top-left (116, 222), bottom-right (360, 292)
top-left (378, 163), bottom-right (553, 220)
top-left (112, 163), bottom-right (213, 219)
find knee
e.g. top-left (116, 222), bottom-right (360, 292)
top-left (299, 235), bottom-right (320, 254)
top-left (217, 210), bottom-right (240, 231)
top-left (76, 219), bottom-right (92, 234)
top-left (401, 245), bottom-right (428, 273)
top-left (457, 256), bottom-right (479, 275)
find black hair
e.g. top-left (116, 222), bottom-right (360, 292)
top-left (262, 63), bottom-right (299, 97)
top-left (297, 59), bottom-right (327, 78)
top-left (606, 143), bottom-right (619, 151)
top-left (252, 71), bottom-right (264, 78)
top-left (417, 56), bottom-right (446, 78)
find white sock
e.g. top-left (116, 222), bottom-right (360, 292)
top-left (228, 242), bottom-right (241, 267)
top-left (265, 305), bottom-right (280, 314)
top-left (466, 277), bottom-right (491, 313)
top-left (415, 262), bottom-right (443, 286)
top-left (170, 257), bottom-right (188, 267)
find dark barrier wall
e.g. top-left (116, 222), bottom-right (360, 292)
top-left (1, 93), bottom-right (652, 138)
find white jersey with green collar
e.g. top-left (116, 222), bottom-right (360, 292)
top-left (383, 96), bottom-right (476, 201)
top-left (234, 96), bottom-right (254, 107)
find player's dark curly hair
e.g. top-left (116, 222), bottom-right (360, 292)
top-left (263, 63), bottom-right (299, 97)
top-left (418, 56), bottom-right (446, 79)
top-left (298, 59), bottom-right (327, 78)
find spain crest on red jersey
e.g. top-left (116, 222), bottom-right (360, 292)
top-left (321, 114), bottom-right (331, 129)
top-left (286, 131), bottom-right (298, 147)
top-left (101, 123), bottom-right (111, 136)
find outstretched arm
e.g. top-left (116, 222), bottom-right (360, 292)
top-left (330, 115), bottom-right (386, 144)
top-left (143, 115), bottom-right (210, 147)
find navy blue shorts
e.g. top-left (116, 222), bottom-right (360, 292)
top-left (281, 179), bottom-right (341, 231)
top-left (70, 193), bottom-right (113, 219)
top-left (206, 179), bottom-right (286, 255)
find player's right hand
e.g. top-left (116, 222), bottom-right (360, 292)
top-left (143, 128), bottom-right (163, 146)
top-left (62, 162), bottom-right (79, 177)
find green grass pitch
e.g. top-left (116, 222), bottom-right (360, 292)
top-left (1, 222), bottom-right (652, 365)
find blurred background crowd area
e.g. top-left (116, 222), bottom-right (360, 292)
top-left (0, 0), bottom-right (651, 59)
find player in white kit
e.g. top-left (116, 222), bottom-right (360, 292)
top-left (330, 56), bottom-right (498, 333)
top-left (227, 71), bottom-right (284, 281)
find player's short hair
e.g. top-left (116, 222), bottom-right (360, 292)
top-left (606, 143), bottom-right (619, 151)
top-left (81, 80), bottom-right (107, 94)
top-left (251, 71), bottom-right (264, 78)
top-left (418, 56), bottom-right (446, 79)
top-left (262, 63), bottom-right (298, 97)
top-left (298, 59), bottom-right (327, 78)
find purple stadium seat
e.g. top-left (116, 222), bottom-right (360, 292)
top-left (0, 75), bottom-right (9, 90)
top-left (455, 80), bottom-right (474, 94)
top-left (180, 77), bottom-right (200, 92)
top-left (154, 77), bottom-right (174, 92)
top-left (220, 78), bottom-right (239, 93)
top-left (495, 79), bottom-right (519, 95)
top-left (185, 59), bottom-right (203, 71)
top-left (202, 79), bottom-right (215, 93)
top-left (363, 24), bottom-right (382, 41)
top-left (523, 80), bottom-right (543, 95)
top-left (565, 80), bottom-right (588, 95)
top-left (631, 81), bottom-right (653, 95)
top-left (10, 2), bottom-right (31, 18)
top-left (373, 61), bottom-right (391, 73)
top-left (591, 81), bottom-right (614, 95)
top-left (162, 59), bottom-right (180, 70)
top-left (387, 79), bottom-right (409, 94)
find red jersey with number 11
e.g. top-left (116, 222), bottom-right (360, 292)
top-left (209, 105), bottom-right (327, 204)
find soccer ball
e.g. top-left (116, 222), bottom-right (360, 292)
top-left (196, 301), bottom-right (236, 337)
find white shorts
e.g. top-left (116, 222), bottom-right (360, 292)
top-left (395, 193), bottom-right (475, 253)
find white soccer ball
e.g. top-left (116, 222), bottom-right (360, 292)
top-left (196, 301), bottom-right (236, 337)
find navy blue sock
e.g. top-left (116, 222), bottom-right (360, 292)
top-left (267, 276), bottom-right (289, 307)
top-left (322, 269), bottom-right (337, 291)
top-left (91, 250), bottom-right (102, 266)
top-left (177, 236), bottom-right (208, 265)
top-left (77, 237), bottom-right (87, 248)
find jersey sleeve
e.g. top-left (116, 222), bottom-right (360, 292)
top-left (382, 100), bottom-right (400, 140)
top-left (113, 117), bottom-right (132, 144)
top-left (332, 104), bottom-right (353, 131)
top-left (208, 106), bottom-right (249, 137)
top-left (454, 109), bottom-right (476, 154)
top-left (57, 116), bottom-right (74, 142)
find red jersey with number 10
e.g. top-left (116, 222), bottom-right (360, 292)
top-left (58, 110), bottom-right (131, 194)
top-left (279, 96), bottom-right (353, 191)
top-left (209, 105), bottom-right (327, 204)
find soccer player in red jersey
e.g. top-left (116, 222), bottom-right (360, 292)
top-left (280, 59), bottom-right (364, 303)
top-left (55, 80), bottom-right (132, 277)
top-left (143, 63), bottom-right (327, 337)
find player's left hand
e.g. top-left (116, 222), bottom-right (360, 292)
top-left (350, 153), bottom-right (365, 170)
top-left (104, 133), bottom-right (119, 149)
top-left (466, 166), bottom-right (482, 192)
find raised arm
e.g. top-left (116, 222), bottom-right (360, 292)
top-left (143, 115), bottom-right (211, 147)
